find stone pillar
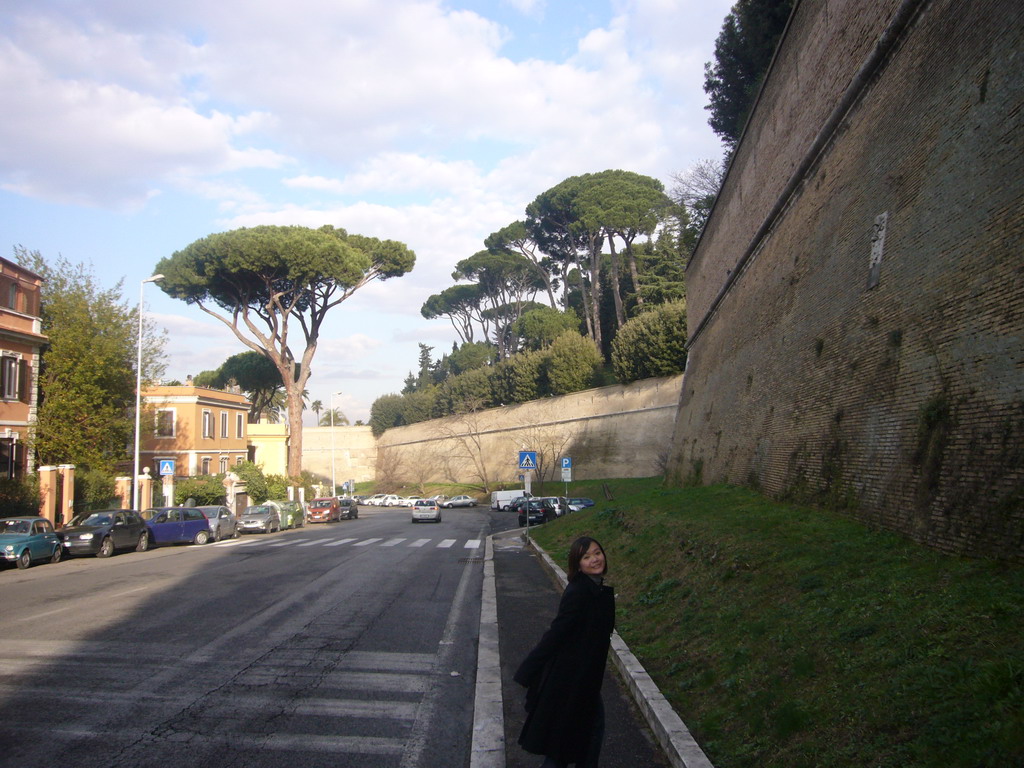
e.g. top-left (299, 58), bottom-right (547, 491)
top-left (57, 464), bottom-right (75, 526)
top-left (138, 468), bottom-right (154, 510)
top-left (115, 476), bottom-right (131, 508)
top-left (38, 465), bottom-right (57, 524)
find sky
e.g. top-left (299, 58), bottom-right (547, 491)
top-left (0, 0), bottom-right (732, 425)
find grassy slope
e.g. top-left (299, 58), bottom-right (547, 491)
top-left (529, 479), bottom-right (1024, 768)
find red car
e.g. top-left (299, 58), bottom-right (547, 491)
top-left (307, 497), bottom-right (340, 523)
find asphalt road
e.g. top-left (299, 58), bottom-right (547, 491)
top-left (1, 505), bottom-right (502, 768)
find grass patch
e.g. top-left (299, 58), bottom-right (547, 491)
top-left (532, 479), bottom-right (1024, 767)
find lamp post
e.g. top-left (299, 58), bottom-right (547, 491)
top-left (132, 274), bottom-right (164, 509)
top-left (330, 390), bottom-right (342, 496)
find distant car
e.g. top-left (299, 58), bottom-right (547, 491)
top-left (1, 517), bottom-right (63, 569)
top-left (411, 499), bottom-right (442, 523)
top-left (568, 497), bottom-right (595, 508)
top-left (517, 498), bottom-right (558, 527)
top-left (441, 495), bottom-right (477, 508)
top-left (380, 494), bottom-right (403, 507)
top-left (535, 497), bottom-right (568, 516)
top-left (238, 502), bottom-right (282, 533)
top-left (275, 500), bottom-right (306, 529)
top-left (364, 493), bottom-right (387, 506)
top-left (337, 498), bottom-right (359, 520)
top-left (141, 507), bottom-right (212, 546)
top-left (61, 509), bottom-right (149, 557)
top-left (307, 497), bottom-right (341, 523)
top-left (197, 505), bottom-right (238, 541)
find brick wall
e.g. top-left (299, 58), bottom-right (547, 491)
top-left (667, 0), bottom-right (1024, 559)
top-left (376, 375), bottom-right (683, 491)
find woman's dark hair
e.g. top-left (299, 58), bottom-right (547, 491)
top-left (567, 536), bottom-right (607, 580)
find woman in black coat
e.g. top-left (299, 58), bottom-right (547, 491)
top-left (514, 536), bottom-right (616, 768)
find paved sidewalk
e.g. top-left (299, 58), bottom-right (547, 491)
top-left (472, 530), bottom-right (710, 768)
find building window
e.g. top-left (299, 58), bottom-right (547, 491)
top-left (220, 411), bottom-right (228, 439)
top-left (219, 457), bottom-right (228, 474)
top-left (1, 356), bottom-right (19, 401)
top-left (201, 457), bottom-right (211, 475)
top-left (155, 409), bottom-right (175, 438)
top-left (202, 410), bottom-right (214, 439)
top-left (236, 413), bottom-right (244, 438)
top-left (8, 284), bottom-right (17, 311)
top-left (236, 456), bottom-right (243, 466)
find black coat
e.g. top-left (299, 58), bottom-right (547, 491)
top-left (514, 572), bottom-right (616, 764)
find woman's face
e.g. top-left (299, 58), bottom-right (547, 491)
top-left (580, 541), bottom-right (605, 576)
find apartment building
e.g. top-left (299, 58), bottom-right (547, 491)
top-left (140, 384), bottom-right (251, 477)
top-left (0, 258), bottom-right (46, 479)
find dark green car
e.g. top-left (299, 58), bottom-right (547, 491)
top-left (274, 500), bottom-right (306, 529)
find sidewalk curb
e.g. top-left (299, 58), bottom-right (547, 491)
top-left (470, 535), bottom-right (505, 768)
top-left (528, 538), bottom-right (715, 768)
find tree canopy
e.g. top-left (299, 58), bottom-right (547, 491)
top-left (156, 224), bottom-right (415, 476)
top-left (704, 0), bottom-right (794, 147)
top-left (14, 247), bottom-right (166, 473)
top-left (194, 350), bottom-right (285, 423)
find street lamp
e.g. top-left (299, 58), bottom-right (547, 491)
top-left (330, 390), bottom-right (342, 496)
top-left (132, 274), bottom-right (164, 509)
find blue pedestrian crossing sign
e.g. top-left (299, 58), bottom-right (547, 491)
top-left (158, 459), bottom-right (176, 476)
top-left (518, 451), bottom-right (537, 470)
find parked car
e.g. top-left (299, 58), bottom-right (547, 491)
top-left (61, 509), bottom-right (149, 557)
top-left (442, 495), bottom-right (477, 508)
top-left (364, 493), bottom-right (387, 506)
top-left (197, 505), bottom-right (238, 541)
top-left (517, 498), bottom-right (558, 527)
top-left (535, 497), bottom-right (568, 516)
top-left (337, 498), bottom-right (359, 520)
top-left (568, 497), bottom-right (596, 508)
top-left (141, 507), bottom-right (212, 545)
top-left (380, 494), bottom-right (404, 507)
top-left (307, 497), bottom-right (340, 523)
top-left (1, 517), bottom-right (63, 569)
top-left (275, 500), bottom-right (306, 529)
top-left (411, 498), bottom-right (442, 523)
top-left (238, 502), bottom-right (282, 533)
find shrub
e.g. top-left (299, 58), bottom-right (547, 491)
top-left (544, 332), bottom-right (603, 395)
top-left (610, 301), bottom-right (688, 383)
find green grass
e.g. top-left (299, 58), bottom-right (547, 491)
top-left (530, 479), bottom-right (1024, 768)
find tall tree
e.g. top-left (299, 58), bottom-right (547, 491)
top-left (421, 283), bottom-right (485, 346)
top-left (484, 221), bottom-right (559, 308)
top-left (156, 225), bottom-right (415, 476)
top-left (318, 407), bottom-right (348, 426)
top-left (670, 158), bottom-right (727, 252)
top-left (704, 0), bottom-right (794, 147)
top-left (196, 350), bottom-right (286, 423)
top-left (14, 248), bottom-right (166, 472)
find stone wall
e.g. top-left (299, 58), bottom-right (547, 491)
top-left (375, 375), bottom-right (683, 493)
top-left (667, 0), bottom-right (1024, 559)
top-left (302, 425), bottom-right (378, 486)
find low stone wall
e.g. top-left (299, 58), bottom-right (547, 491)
top-left (302, 425), bottom-right (378, 485)
top-left (374, 375), bottom-right (683, 492)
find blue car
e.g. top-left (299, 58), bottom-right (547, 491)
top-left (0, 517), bottom-right (64, 569)
top-left (141, 507), bottom-right (212, 546)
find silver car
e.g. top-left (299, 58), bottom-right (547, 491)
top-left (238, 502), bottom-right (281, 534)
top-left (197, 505), bottom-right (238, 541)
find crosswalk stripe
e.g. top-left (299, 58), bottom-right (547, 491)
top-left (437, 539), bottom-right (456, 548)
top-left (353, 538), bottom-right (383, 547)
top-left (410, 538), bottom-right (431, 547)
top-left (465, 540), bottom-right (481, 549)
top-left (381, 538), bottom-right (407, 547)
top-left (325, 537), bottom-right (357, 547)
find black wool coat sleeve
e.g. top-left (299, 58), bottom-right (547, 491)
top-left (513, 573), bottom-right (615, 764)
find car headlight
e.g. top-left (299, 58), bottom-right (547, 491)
top-left (79, 533), bottom-right (94, 540)
top-left (3, 545), bottom-right (12, 553)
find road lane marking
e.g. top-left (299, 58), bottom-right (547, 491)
top-left (409, 539), bottom-right (431, 547)
top-left (437, 539), bottom-right (456, 548)
top-left (382, 538), bottom-right (407, 547)
top-left (325, 538), bottom-right (357, 547)
top-left (465, 539), bottom-right (481, 549)
top-left (353, 538), bottom-right (383, 546)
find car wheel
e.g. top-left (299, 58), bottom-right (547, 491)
top-left (98, 536), bottom-right (115, 558)
top-left (16, 549), bottom-right (31, 569)
top-left (194, 530), bottom-right (210, 545)
top-left (136, 532), bottom-right (150, 552)
top-left (50, 544), bottom-right (63, 564)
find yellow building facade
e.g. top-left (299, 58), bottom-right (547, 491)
top-left (140, 385), bottom-right (251, 477)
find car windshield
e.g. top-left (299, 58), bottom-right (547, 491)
top-left (244, 506), bottom-right (270, 516)
top-left (0, 519), bottom-right (31, 534)
top-left (70, 512), bottom-right (113, 527)
top-left (140, 508), bottom-right (169, 521)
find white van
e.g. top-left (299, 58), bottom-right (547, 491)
top-left (490, 489), bottom-right (526, 511)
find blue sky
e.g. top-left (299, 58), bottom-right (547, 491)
top-left (0, 0), bottom-right (732, 423)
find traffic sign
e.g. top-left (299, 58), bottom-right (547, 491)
top-left (518, 451), bottom-right (537, 470)
top-left (158, 459), bottom-right (176, 476)
top-left (561, 456), bottom-right (572, 469)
